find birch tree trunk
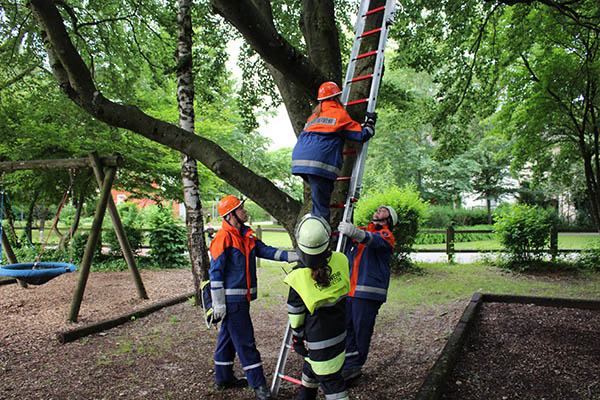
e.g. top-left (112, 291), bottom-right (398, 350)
top-left (176, 0), bottom-right (209, 302)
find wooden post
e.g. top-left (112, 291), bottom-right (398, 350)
top-left (446, 225), bottom-right (455, 264)
top-left (1, 229), bottom-right (27, 288)
top-left (89, 152), bottom-right (148, 300)
top-left (550, 225), bottom-right (558, 260)
top-left (256, 225), bottom-right (262, 269)
top-left (68, 166), bottom-right (117, 322)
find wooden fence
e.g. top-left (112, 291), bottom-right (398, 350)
top-left (11, 225), bottom-right (593, 264)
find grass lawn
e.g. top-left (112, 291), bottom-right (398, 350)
top-left (258, 260), bottom-right (600, 313)
top-left (415, 233), bottom-right (600, 250)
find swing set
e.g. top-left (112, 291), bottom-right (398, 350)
top-left (0, 152), bottom-right (148, 322)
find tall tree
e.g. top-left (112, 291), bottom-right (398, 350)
top-left (24, 0), bottom-right (385, 234)
top-left (176, 0), bottom-right (208, 299)
top-left (394, 0), bottom-right (600, 230)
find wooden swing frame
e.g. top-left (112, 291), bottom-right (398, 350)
top-left (0, 151), bottom-right (148, 322)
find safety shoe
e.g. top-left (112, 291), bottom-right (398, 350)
top-left (254, 385), bottom-right (272, 400)
top-left (342, 367), bottom-right (362, 381)
top-left (216, 377), bottom-right (248, 391)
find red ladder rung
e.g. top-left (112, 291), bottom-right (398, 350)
top-left (365, 6), bottom-right (386, 16)
top-left (330, 203), bottom-right (345, 208)
top-left (342, 150), bottom-right (357, 155)
top-left (361, 27), bottom-right (382, 38)
top-left (356, 50), bottom-right (377, 60)
top-left (345, 98), bottom-right (368, 106)
top-left (336, 176), bottom-right (351, 181)
top-left (351, 74), bottom-right (373, 83)
top-left (281, 375), bottom-right (302, 386)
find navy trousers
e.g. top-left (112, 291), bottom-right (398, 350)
top-left (297, 360), bottom-right (347, 400)
top-left (214, 302), bottom-right (266, 388)
top-left (305, 174), bottom-right (334, 223)
top-left (343, 296), bottom-right (383, 370)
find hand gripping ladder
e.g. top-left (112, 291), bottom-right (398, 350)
top-left (270, 1), bottom-right (396, 397)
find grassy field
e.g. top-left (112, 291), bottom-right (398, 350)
top-left (257, 260), bottom-right (600, 313)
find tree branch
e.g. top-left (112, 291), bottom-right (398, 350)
top-left (28, 0), bottom-right (301, 233)
top-left (210, 0), bottom-right (327, 98)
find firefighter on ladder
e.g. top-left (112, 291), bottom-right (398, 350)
top-left (284, 214), bottom-right (350, 400)
top-left (291, 81), bottom-right (376, 223)
top-left (337, 205), bottom-right (397, 382)
top-left (209, 195), bottom-right (300, 400)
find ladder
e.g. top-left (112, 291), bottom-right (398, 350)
top-left (270, 1), bottom-right (396, 397)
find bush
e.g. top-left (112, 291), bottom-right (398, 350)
top-left (494, 204), bottom-right (555, 268)
top-left (147, 206), bottom-right (188, 268)
top-left (424, 205), bottom-right (490, 228)
top-left (71, 231), bottom-right (103, 261)
top-left (354, 185), bottom-right (429, 271)
top-left (104, 203), bottom-right (144, 256)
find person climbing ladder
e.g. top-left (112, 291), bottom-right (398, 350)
top-left (291, 81), bottom-right (377, 223)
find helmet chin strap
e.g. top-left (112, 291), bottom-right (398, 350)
top-left (373, 218), bottom-right (387, 225)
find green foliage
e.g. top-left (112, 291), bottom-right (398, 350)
top-left (424, 205), bottom-right (490, 228)
top-left (576, 248), bottom-right (600, 272)
top-left (494, 204), bottom-right (555, 267)
top-left (244, 201), bottom-right (269, 223)
top-left (71, 232), bottom-right (103, 262)
top-left (147, 206), bottom-right (188, 268)
top-left (104, 203), bottom-right (144, 256)
top-left (355, 185), bottom-right (428, 271)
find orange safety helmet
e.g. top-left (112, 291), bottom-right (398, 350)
top-left (217, 195), bottom-right (244, 218)
top-left (317, 81), bottom-right (342, 101)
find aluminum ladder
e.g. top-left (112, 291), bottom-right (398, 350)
top-left (270, 1), bottom-right (396, 396)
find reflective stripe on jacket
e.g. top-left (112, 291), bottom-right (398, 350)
top-left (285, 252), bottom-right (350, 376)
top-left (291, 100), bottom-right (372, 181)
top-left (346, 223), bottom-right (395, 302)
top-left (209, 220), bottom-right (289, 303)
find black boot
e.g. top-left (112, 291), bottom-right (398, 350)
top-left (254, 385), bottom-right (272, 400)
top-left (216, 376), bottom-right (248, 391)
top-left (296, 385), bottom-right (318, 400)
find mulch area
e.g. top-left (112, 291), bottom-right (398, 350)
top-left (1, 268), bottom-right (599, 399)
top-left (442, 302), bottom-right (600, 400)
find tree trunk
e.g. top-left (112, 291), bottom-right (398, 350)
top-left (177, 0), bottom-right (209, 303)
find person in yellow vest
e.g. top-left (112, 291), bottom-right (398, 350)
top-left (284, 214), bottom-right (350, 400)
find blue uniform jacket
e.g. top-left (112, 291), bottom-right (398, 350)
top-left (291, 100), bottom-right (372, 181)
top-left (346, 223), bottom-right (395, 302)
top-left (209, 221), bottom-right (289, 303)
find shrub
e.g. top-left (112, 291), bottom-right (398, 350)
top-left (147, 206), bottom-right (188, 268)
top-left (494, 204), bottom-right (554, 268)
top-left (104, 203), bottom-right (144, 256)
top-left (71, 231), bottom-right (103, 261)
top-left (424, 205), bottom-right (490, 228)
top-left (354, 185), bottom-right (429, 271)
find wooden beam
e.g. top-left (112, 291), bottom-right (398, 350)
top-left (68, 165), bottom-right (117, 322)
top-left (0, 229), bottom-right (27, 288)
top-left (89, 151), bottom-right (148, 300)
top-left (0, 154), bottom-right (122, 172)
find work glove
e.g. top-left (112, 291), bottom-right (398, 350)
top-left (364, 111), bottom-right (377, 126)
top-left (213, 303), bottom-right (226, 321)
top-left (338, 221), bottom-right (366, 242)
top-left (287, 251), bottom-right (300, 263)
top-left (292, 336), bottom-right (308, 357)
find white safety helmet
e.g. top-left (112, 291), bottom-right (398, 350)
top-left (295, 214), bottom-right (331, 255)
top-left (381, 205), bottom-right (398, 228)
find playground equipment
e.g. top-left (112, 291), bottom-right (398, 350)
top-left (271, 0), bottom-right (397, 396)
top-left (0, 152), bottom-right (148, 322)
top-left (0, 169), bottom-right (78, 285)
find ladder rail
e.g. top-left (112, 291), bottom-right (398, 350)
top-left (336, 0), bottom-right (396, 252)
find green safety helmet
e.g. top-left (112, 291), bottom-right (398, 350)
top-left (294, 214), bottom-right (331, 259)
top-left (381, 205), bottom-right (398, 228)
